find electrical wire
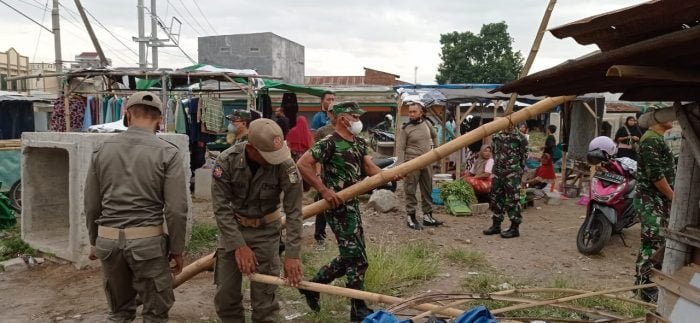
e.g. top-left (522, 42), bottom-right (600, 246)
top-left (176, 0), bottom-right (207, 35)
top-left (31, 0), bottom-right (49, 62)
top-left (82, 7), bottom-right (140, 57)
top-left (191, 0), bottom-right (216, 34)
top-left (166, 0), bottom-right (202, 36)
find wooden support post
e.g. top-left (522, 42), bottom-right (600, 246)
top-left (63, 83), bottom-right (70, 132)
top-left (658, 104), bottom-right (700, 316)
top-left (456, 104), bottom-right (462, 176)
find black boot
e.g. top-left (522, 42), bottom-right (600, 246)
top-left (422, 212), bottom-right (443, 226)
top-left (638, 286), bottom-right (658, 303)
top-left (483, 218), bottom-right (502, 235)
top-left (500, 222), bottom-right (520, 238)
top-left (299, 289), bottom-right (320, 312)
top-left (407, 213), bottom-right (422, 230)
top-left (350, 299), bottom-right (374, 322)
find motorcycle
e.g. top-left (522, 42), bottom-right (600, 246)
top-left (368, 123), bottom-right (395, 153)
top-left (576, 149), bottom-right (638, 255)
top-left (371, 156), bottom-right (398, 192)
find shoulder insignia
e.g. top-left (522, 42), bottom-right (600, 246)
top-left (287, 165), bottom-right (300, 184)
top-left (213, 164), bottom-right (225, 179)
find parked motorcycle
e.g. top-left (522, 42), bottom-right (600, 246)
top-left (368, 124), bottom-right (395, 153)
top-left (371, 156), bottom-right (398, 192)
top-left (576, 146), bottom-right (638, 255)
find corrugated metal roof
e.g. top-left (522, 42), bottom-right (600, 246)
top-left (496, 2), bottom-right (700, 102)
top-left (606, 102), bottom-right (640, 113)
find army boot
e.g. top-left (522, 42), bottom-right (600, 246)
top-left (422, 212), bottom-right (443, 226)
top-left (500, 222), bottom-right (520, 238)
top-left (350, 299), bottom-right (374, 322)
top-left (407, 212), bottom-right (422, 230)
top-left (483, 218), bottom-right (502, 235)
top-left (299, 289), bottom-right (320, 312)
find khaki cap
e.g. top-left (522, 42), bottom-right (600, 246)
top-left (248, 118), bottom-right (291, 165)
top-left (125, 91), bottom-right (163, 113)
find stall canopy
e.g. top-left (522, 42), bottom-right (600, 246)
top-left (0, 92), bottom-right (47, 139)
top-left (395, 84), bottom-right (543, 105)
top-left (495, 0), bottom-right (700, 101)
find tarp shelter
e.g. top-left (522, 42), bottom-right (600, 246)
top-left (0, 92), bottom-right (45, 139)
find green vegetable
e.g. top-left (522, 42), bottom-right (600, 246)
top-left (439, 180), bottom-right (477, 206)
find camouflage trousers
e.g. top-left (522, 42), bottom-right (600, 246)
top-left (311, 199), bottom-right (368, 290)
top-left (490, 174), bottom-right (522, 224)
top-left (634, 193), bottom-right (670, 285)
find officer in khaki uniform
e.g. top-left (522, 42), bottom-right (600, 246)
top-left (212, 118), bottom-right (304, 323)
top-left (396, 103), bottom-right (441, 230)
top-left (226, 110), bottom-right (252, 146)
top-left (85, 91), bottom-right (188, 323)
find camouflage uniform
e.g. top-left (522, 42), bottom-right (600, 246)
top-left (308, 132), bottom-right (370, 290)
top-left (634, 130), bottom-right (675, 287)
top-left (490, 130), bottom-right (528, 224)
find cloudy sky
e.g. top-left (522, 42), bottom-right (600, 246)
top-left (2, 0), bottom-right (642, 84)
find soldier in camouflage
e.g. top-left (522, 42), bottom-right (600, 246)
top-left (296, 101), bottom-right (384, 322)
top-left (633, 113), bottom-right (675, 302)
top-left (483, 121), bottom-right (528, 238)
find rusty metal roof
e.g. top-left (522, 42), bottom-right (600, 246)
top-left (497, 0), bottom-right (700, 101)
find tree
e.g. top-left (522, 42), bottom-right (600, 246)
top-left (435, 22), bottom-right (524, 84)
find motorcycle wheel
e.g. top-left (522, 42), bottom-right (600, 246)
top-left (576, 212), bottom-right (612, 255)
top-left (9, 180), bottom-right (21, 213)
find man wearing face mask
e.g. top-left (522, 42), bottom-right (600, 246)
top-left (397, 103), bottom-right (440, 230)
top-left (634, 105), bottom-right (676, 302)
top-left (85, 91), bottom-right (188, 322)
top-left (296, 102), bottom-right (383, 322)
top-left (226, 110), bottom-right (251, 146)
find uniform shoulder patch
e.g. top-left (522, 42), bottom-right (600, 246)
top-left (213, 164), bottom-right (225, 179)
top-left (287, 165), bottom-right (300, 184)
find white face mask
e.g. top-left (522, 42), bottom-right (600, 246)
top-left (228, 123), bottom-right (237, 133)
top-left (348, 120), bottom-right (363, 135)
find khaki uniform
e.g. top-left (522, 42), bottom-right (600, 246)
top-left (397, 121), bottom-right (437, 215)
top-left (211, 143), bottom-right (303, 323)
top-left (85, 127), bottom-right (188, 323)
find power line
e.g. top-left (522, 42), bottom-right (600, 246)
top-left (82, 7), bottom-right (139, 57)
top-left (176, 0), bottom-right (207, 35)
top-left (31, 0), bottom-right (49, 62)
top-left (166, 0), bottom-right (202, 36)
top-left (1, 0), bottom-right (52, 32)
top-left (191, 0), bottom-right (216, 34)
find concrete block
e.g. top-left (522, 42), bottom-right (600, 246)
top-left (193, 168), bottom-right (212, 200)
top-left (545, 191), bottom-right (562, 205)
top-left (21, 132), bottom-right (192, 268)
top-left (0, 257), bottom-right (27, 272)
top-left (471, 203), bottom-right (490, 215)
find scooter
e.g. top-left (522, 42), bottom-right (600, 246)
top-left (576, 149), bottom-right (638, 255)
top-left (371, 156), bottom-right (398, 192)
top-left (368, 126), bottom-right (395, 153)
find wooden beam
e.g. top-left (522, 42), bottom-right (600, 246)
top-left (651, 268), bottom-right (700, 307)
top-left (606, 65), bottom-right (700, 83)
top-left (676, 103), bottom-right (700, 162)
top-left (662, 228), bottom-right (700, 249)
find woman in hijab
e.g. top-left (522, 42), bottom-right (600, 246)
top-left (463, 145), bottom-right (494, 193)
top-left (614, 116), bottom-right (643, 160)
top-left (287, 116), bottom-right (313, 162)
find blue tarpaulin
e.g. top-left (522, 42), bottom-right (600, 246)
top-left (362, 305), bottom-right (497, 323)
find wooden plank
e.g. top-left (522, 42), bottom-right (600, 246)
top-left (651, 268), bottom-right (700, 306)
top-left (606, 65), bottom-right (700, 83)
top-left (645, 311), bottom-right (668, 323)
top-left (662, 228), bottom-right (700, 249)
top-left (676, 103), bottom-right (700, 163)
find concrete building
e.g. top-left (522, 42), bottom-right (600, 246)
top-left (306, 67), bottom-right (408, 87)
top-left (0, 48), bottom-right (29, 91)
top-left (28, 62), bottom-right (59, 94)
top-left (70, 52), bottom-right (111, 70)
top-left (198, 32), bottom-right (304, 84)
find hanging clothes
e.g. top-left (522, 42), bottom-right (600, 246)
top-left (175, 99), bottom-right (187, 134)
top-left (101, 95), bottom-right (110, 124)
top-left (280, 93), bottom-right (298, 128)
top-left (105, 96), bottom-right (116, 123)
top-left (201, 96), bottom-right (225, 134)
top-left (257, 93), bottom-right (273, 119)
top-left (82, 96), bottom-right (93, 130)
top-left (50, 96), bottom-right (86, 132)
top-left (114, 96), bottom-right (123, 121)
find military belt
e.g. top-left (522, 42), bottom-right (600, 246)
top-left (98, 225), bottom-right (163, 240)
top-left (235, 209), bottom-right (282, 228)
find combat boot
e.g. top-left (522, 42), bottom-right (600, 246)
top-left (299, 289), bottom-right (320, 312)
top-left (422, 212), bottom-right (443, 226)
top-left (483, 219), bottom-right (502, 235)
top-left (407, 212), bottom-right (422, 230)
top-left (500, 222), bottom-right (520, 238)
top-left (350, 299), bottom-right (374, 322)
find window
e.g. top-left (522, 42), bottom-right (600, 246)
top-left (0, 74), bottom-right (6, 91)
top-left (220, 47), bottom-right (230, 53)
top-left (250, 47), bottom-right (259, 52)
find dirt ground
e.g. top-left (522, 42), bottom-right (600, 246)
top-left (0, 187), bottom-right (642, 322)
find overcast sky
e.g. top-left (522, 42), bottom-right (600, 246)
top-left (1, 0), bottom-right (642, 84)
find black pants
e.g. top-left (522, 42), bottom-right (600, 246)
top-left (314, 213), bottom-right (327, 241)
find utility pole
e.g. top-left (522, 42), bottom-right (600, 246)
top-left (414, 66), bottom-right (418, 84)
top-left (150, 0), bottom-right (158, 69)
top-left (74, 0), bottom-right (108, 67)
top-left (52, 0), bottom-right (62, 92)
top-left (136, 0), bottom-right (146, 68)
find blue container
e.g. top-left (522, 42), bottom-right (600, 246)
top-left (431, 187), bottom-right (444, 205)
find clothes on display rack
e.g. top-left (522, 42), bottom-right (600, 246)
top-left (200, 96), bottom-right (225, 134)
top-left (50, 96), bottom-right (86, 132)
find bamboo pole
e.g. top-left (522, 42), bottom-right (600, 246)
top-left (504, 0), bottom-right (557, 115)
top-left (490, 283), bottom-right (656, 314)
top-left (411, 299), bottom-right (472, 321)
top-left (491, 295), bottom-right (622, 320)
top-left (492, 287), bottom-right (656, 308)
top-left (248, 273), bottom-right (466, 317)
top-left (172, 95), bottom-right (575, 287)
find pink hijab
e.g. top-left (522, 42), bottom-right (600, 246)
top-left (287, 116), bottom-right (313, 153)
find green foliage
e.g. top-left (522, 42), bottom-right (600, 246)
top-left (365, 241), bottom-right (440, 295)
top-left (444, 247), bottom-right (487, 268)
top-left (0, 226), bottom-right (35, 261)
top-left (436, 22), bottom-right (524, 84)
top-left (439, 179), bottom-right (477, 206)
top-left (185, 223), bottom-right (218, 255)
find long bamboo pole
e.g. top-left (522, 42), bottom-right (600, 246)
top-left (172, 95), bottom-right (575, 288)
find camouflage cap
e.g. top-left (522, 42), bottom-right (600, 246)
top-left (331, 101), bottom-right (365, 117)
top-left (226, 110), bottom-right (252, 122)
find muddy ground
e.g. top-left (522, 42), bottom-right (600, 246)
top-left (1, 186), bottom-right (641, 322)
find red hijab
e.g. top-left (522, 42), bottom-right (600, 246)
top-left (287, 116), bottom-right (313, 153)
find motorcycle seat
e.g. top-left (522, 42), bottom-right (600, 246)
top-left (372, 158), bottom-right (394, 168)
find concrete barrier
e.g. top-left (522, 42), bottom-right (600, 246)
top-left (21, 132), bottom-right (192, 268)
